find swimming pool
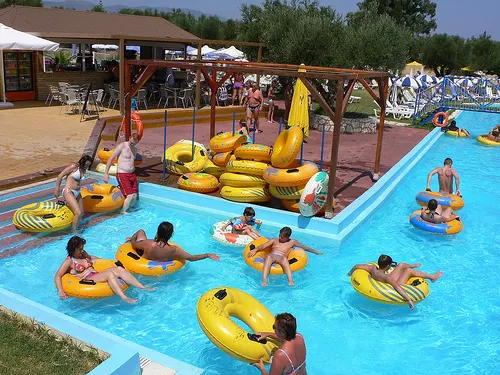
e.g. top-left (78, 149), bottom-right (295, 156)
top-left (0, 110), bottom-right (499, 374)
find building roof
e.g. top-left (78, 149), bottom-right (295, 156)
top-left (0, 6), bottom-right (199, 42)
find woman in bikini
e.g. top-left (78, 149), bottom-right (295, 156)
top-left (420, 198), bottom-right (459, 224)
top-left (54, 155), bottom-right (92, 232)
top-left (55, 236), bottom-right (155, 304)
top-left (232, 72), bottom-right (245, 105)
top-left (246, 81), bottom-right (264, 133)
top-left (267, 80), bottom-right (277, 123)
top-left (252, 312), bottom-right (308, 375)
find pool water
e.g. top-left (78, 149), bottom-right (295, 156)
top-left (1, 111), bottom-right (499, 374)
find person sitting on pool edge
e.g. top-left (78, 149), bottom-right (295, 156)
top-left (221, 206), bottom-right (262, 240)
top-left (426, 157), bottom-right (461, 197)
top-left (442, 119), bottom-right (471, 138)
top-left (55, 236), bottom-right (155, 304)
top-left (347, 255), bottom-right (443, 310)
top-left (128, 221), bottom-right (220, 262)
top-left (420, 198), bottom-right (460, 224)
top-left (247, 227), bottom-right (322, 287)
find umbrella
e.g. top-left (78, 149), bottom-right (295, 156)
top-left (0, 23), bottom-right (59, 103)
top-left (288, 64), bottom-right (309, 138)
top-left (396, 75), bottom-right (421, 89)
top-left (208, 46), bottom-right (245, 60)
top-left (92, 44), bottom-right (118, 50)
top-left (418, 74), bottom-right (438, 85)
top-left (186, 45), bottom-right (215, 57)
top-left (458, 78), bottom-right (474, 88)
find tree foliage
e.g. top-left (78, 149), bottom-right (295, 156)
top-left (416, 34), bottom-right (469, 76)
top-left (91, 0), bottom-right (106, 13)
top-left (0, 0), bottom-right (42, 8)
top-left (349, 0), bottom-right (437, 35)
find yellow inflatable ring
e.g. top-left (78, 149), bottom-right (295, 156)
top-left (269, 184), bottom-right (305, 199)
top-left (271, 127), bottom-right (303, 168)
top-left (115, 242), bottom-right (186, 276)
top-left (219, 173), bottom-right (267, 188)
top-left (62, 259), bottom-right (129, 299)
top-left (212, 151), bottom-right (237, 167)
top-left (197, 287), bottom-right (278, 363)
top-left (263, 161), bottom-right (319, 187)
top-left (209, 132), bottom-right (247, 153)
top-left (280, 199), bottom-right (328, 214)
top-left (415, 191), bottom-right (464, 210)
top-left (81, 184), bottom-right (124, 212)
top-left (235, 144), bottom-right (272, 162)
top-left (243, 237), bottom-right (308, 274)
top-left (96, 163), bottom-right (117, 175)
top-left (13, 201), bottom-right (74, 233)
top-left (220, 186), bottom-right (272, 203)
top-left (178, 173), bottom-right (219, 193)
top-left (97, 148), bottom-right (116, 164)
top-left (226, 160), bottom-right (269, 177)
top-left (409, 210), bottom-right (463, 235)
top-left (350, 262), bottom-right (430, 304)
top-left (203, 160), bottom-right (226, 178)
top-left (164, 143), bottom-right (208, 175)
top-left (477, 135), bottom-right (500, 146)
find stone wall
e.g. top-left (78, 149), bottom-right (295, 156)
top-left (309, 113), bottom-right (378, 134)
top-left (35, 71), bottom-right (112, 101)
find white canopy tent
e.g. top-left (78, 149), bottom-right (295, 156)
top-left (186, 44), bottom-right (216, 57)
top-left (208, 45), bottom-right (245, 60)
top-left (0, 23), bottom-right (59, 105)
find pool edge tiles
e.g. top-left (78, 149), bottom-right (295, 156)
top-left (133, 127), bottom-right (443, 243)
top-left (0, 288), bottom-right (204, 375)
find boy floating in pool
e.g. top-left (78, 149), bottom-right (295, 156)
top-left (221, 207), bottom-right (262, 240)
top-left (247, 227), bottom-right (322, 287)
top-left (128, 222), bottom-right (219, 262)
top-left (420, 198), bottom-right (460, 224)
top-left (347, 254), bottom-right (443, 310)
top-left (426, 157), bottom-right (461, 196)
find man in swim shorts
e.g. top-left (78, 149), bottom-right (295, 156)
top-left (103, 133), bottom-right (139, 213)
top-left (246, 81), bottom-right (264, 133)
top-left (347, 255), bottom-right (443, 310)
top-left (128, 222), bottom-right (220, 262)
top-left (426, 157), bottom-right (461, 196)
top-left (247, 227), bottom-right (322, 287)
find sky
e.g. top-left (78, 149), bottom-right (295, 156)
top-left (99, 0), bottom-right (500, 40)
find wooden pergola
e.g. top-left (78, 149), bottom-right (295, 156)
top-left (123, 59), bottom-right (389, 218)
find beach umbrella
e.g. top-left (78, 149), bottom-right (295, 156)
top-left (418, 74), bottom-right (438, 85)
top-left (288, 64), bottom-right (309, 138)
top-left (396, 75), bottom-right (421, 89)
top-left (458, 78), bottom-right (474, 88)
top-left (208, 46), bottom-right (245, 60)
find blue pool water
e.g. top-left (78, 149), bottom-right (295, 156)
top-left (1, 111), bottom-right (500, 374)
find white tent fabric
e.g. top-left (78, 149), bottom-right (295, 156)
top-left (0, 23), bottom-right (59, 104)
top-left (187, 45), bottom-right (216, 57)
top-left (209, 45), bottom-right (245, 60)
top-left (92, 44), bottom-right (118, 50)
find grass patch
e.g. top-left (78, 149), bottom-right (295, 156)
top-left (0, 308), bottom-right (107, 375)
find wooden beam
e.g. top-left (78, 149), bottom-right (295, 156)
top-left (110, 35), bottom-right (264, 47)
top-left (324, 79), bottom-right (345, 219)
top-left (124, 63), bottom-right (132, 141)
top-left (201, 69), bottom-right (214, 89)
top-left (119, 38), bottom-right (125, 114)
top-left (299, 76), bottom-right (335, 120)
top-left (196, 41), bottom-right (202, 109)
top-left (256, 46), bottom-right (262, 87)
top-left (210, 69), bottom-right (217, 138)
top-left (341, 80), bottom-right (356, 116)
top-left (216, 72), bottom-right (232, 89)
top-left (373, 77), bottom-right (389, 178)
top-left (129, 65), bottom-right (158, 98)
top-left (359, 77), bottom-right (382, 105)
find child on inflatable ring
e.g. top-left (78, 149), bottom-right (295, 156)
top-left (221, 207), bottom-right (262, 239)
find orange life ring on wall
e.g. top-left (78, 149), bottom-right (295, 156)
top-left (122, 113), bottom-right (144, 140)
top-left (432, 112), bottom-right (449, 127)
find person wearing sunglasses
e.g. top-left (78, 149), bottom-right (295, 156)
top-left (251, 312), bottom-right (307, 375)
top-left (347, 255), bottom-right (443, 310)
